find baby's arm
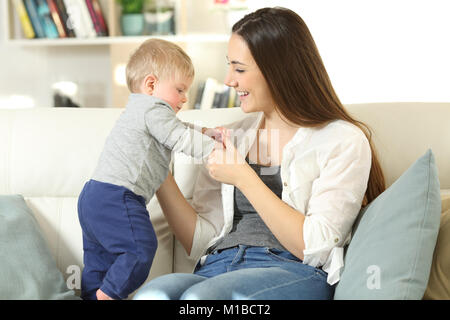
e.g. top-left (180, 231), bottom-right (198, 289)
top-left (181, 122), bottom-right (224, 142)
top-left (144, 102), bottom-right (217, 159)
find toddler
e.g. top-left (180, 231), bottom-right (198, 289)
top-left (78, 39), bottom-right (220, 300)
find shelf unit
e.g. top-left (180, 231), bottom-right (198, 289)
top-left (3, 0), bottom-right (231, 46)
top-left (3, 33), bottom-right (230, 47)
top-left (2, 0), bottom-right (235, 109)
top-left (4, 0), bottom-right (235, 46)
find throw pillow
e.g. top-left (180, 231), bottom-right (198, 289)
top-left (334, 149), bottom-right (441, 300)
top-left (423, 195), bottom-right (450, 299)
top-left (0, 195), bottom-right (80, 300)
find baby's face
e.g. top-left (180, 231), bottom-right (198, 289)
top-left (151, 75), bottom-right (193, 113)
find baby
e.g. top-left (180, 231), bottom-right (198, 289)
top-left (77, 38), bottom-right (220, 300)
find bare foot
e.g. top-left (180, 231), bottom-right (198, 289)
top-left (96, 289), bottom-right (114, 300)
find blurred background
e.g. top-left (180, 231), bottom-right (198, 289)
top-left (1, 0), bottom-right (449, 110)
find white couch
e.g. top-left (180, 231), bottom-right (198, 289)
top-left (0, 103), bottom-right (449, 298)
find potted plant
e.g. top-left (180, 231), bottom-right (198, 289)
top-left (143, 0), bottom-right (175, 35)
top-left (116, 0), bottom-right (145, 36)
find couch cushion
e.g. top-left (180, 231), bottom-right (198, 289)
top-left (0, 108), bottom-right (123, 197)
top-left (345, 103), bottom-right (450, 189)
top-left (334, 149), bottom-right (441, 299)
top-left (423, 195), bottom-right (450, 299)
top-left (0, 195), bottom-right (79, 299)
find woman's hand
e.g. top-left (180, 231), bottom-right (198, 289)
top-left (207, 131), bottom-right (255, 187)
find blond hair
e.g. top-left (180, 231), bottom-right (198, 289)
top-left (126, 38), bottom-right (195, 93)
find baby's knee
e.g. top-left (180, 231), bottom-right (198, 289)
top-left (133, 250), bottom-right (157, 282)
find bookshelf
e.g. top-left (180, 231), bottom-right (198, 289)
top-left (2, 0), bottom-right (239, 109)
top-left (2, 0), bottom-right (231, 46)
top-left (3, 33), bottom-right (230, 47)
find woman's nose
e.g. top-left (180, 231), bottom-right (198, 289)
top-left (224, 76), bottom-right (237, 88)
top-left (224, 69), bottom-right (237, 87)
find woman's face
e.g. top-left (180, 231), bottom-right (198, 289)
top-left (225, 34), bottom-right (276, 114)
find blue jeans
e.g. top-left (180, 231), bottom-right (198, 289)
top-left (133, 245), bottom-right (335, 300)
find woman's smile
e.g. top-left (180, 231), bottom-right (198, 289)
top-left (236, 90), bottom-right (250, 101)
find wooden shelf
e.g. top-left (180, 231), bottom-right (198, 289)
top-left (4, 33), bottom-right (230, 47)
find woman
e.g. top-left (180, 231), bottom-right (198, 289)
top-left (134, 7), bottom-right (385, 300)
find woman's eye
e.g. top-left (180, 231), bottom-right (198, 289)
top-left (226, 62), bottom-right (244, 73)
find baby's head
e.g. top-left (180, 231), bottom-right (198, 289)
top-left (126, 39), bottom-right (194, 113)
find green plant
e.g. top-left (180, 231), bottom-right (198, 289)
top-left (116, 0), bottom-right (144, 14)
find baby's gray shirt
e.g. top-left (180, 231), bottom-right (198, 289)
top-left (91, 93), bottom-right (215, 204)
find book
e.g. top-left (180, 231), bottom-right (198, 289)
top-left (85, 0), bottom-right (108, 36)
top-left (212, 84), bottom-right (230, 109)
top-left (90, 0), bottom-right (108, 36)
top-left (47, 0), bottom-right (67, 37)
top-left (35, 0), bottom-right (60, 38)
top-left (63, 0), bottom-right (94, 38)
top-left (228, 88), bottom-right (239, 108)
top-left (193, 78), bottom-right (240, 110)
top-left (200, 78), bottom-right (219, 110)
top-left (78, 0), bottom-right (97, 37)
top-left (24, 0), bottom-right (46, 38)
top-left (13, 0), bottom-right (36, 39)
top-left (54, 0), bottom-right (76, 37)
top-left (193, 82), bottom-right (205, 109)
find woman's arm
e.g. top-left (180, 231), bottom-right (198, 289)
top-left (155, 173), bottom-right (197, 255)
top-left (238, 169), bottom-right (306, 260)
top-left (207, 138), bottom-right (306, 260)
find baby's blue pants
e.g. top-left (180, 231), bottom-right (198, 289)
top-left (78, 180), bottom-right (157, 300)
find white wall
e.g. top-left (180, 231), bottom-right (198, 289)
top-left (254, 0), bottom-right (450, 103)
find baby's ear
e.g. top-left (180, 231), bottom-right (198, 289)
top-left (142, 74), bottom-right (158, 95)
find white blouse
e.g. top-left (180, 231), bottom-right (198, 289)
top-left (188, 112), bottom-right (372, 285)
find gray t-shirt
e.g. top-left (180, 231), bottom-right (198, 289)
top-left (211, 159), bottom-right (286, 252)
top-left (91, 93), bottom-right (214, 204)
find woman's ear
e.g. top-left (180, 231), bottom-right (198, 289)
top-left (142, 74), bottom-right (157, 95)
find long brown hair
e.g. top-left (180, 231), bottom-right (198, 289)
top-left (233, 7), bottom-right (385, 205)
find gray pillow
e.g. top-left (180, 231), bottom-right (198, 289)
top-left (334, 149), bottom-right (441, 299)
top-left (0, 195), bottom-right (80, 300)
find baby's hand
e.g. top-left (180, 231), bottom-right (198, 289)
top-left (202, 127), bottom-right (226, 145)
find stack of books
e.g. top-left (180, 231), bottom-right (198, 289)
top-left (13, 0), bottom-right (109, 39)
top-left (193, 77), bottom-right (240, 110)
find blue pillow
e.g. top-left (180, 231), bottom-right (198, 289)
top-left (0, 195), bottom-right (80, 300)
top-left (334, 149), bottom-right (441, 299)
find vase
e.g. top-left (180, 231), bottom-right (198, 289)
top-left (143, 0), bottom-right (175, 35)
top-left (121, 14), bottom-right (145, 36)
